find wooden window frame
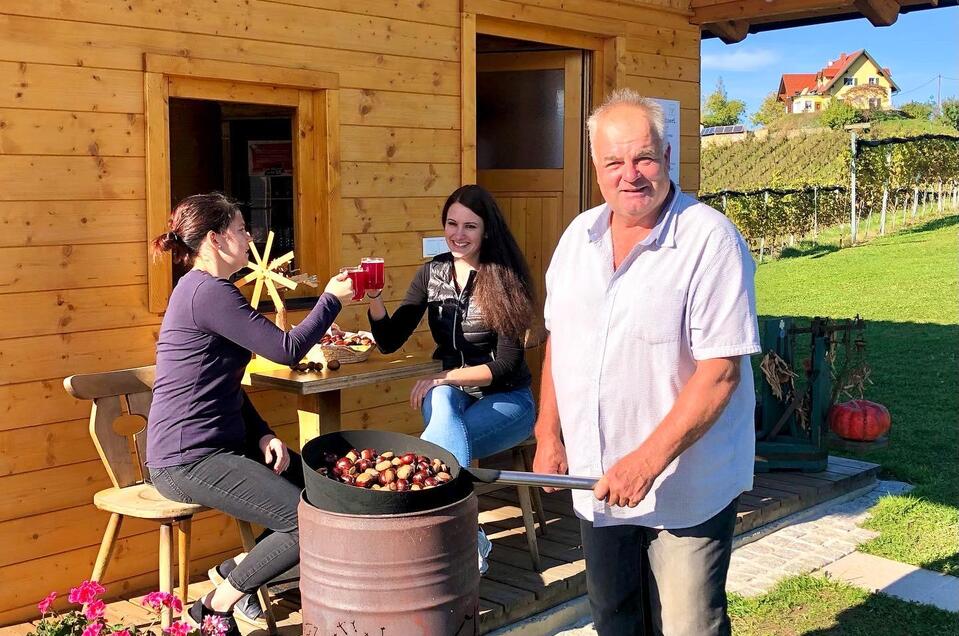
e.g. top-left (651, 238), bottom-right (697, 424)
top-left (144, 54), bottom-right (341, 313)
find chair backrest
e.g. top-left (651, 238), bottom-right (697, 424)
top-left (63, 366), bottom-right (157, 489)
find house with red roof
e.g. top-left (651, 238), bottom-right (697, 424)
top-left (777, 50), bottom-right (900, 114)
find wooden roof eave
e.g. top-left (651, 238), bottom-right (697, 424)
top-left (690, 0), bottom-right (915, 43)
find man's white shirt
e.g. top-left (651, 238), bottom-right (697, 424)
top-left (544, 186), bottom-right (761, 529)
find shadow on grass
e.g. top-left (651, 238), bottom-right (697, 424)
top-left (892, 213), bottom-right (958, 236)
top-left (769, 214), bottom-right (957, 262)
top-left (779, 243), bottom-right (840, 259)
top-left (801, 590), bottom-right (959, 635)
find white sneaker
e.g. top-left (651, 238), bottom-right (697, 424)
top-left (477, 529), bottom-right (492, 575)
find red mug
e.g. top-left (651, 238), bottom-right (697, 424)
top-left (360, 257), bottom-right (385, 290)
top-left (340, 267), bottom-right (367, 301)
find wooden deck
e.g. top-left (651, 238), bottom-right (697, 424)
top-left (0, 456), bottom-right (879, 636)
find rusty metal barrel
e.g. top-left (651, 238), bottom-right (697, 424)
top-left (298, 490), bottom-right (479, 635)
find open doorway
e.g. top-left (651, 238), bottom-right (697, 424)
top-left (475, 34), bottom-right (590, 394)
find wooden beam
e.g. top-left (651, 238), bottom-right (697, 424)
top-left (144, 72), bottom-right (172, 314)
top-left (461, 11), bottom-right (477, 186)
top-left (691, 0), bottom-right (854, 24)
top-left (708, 19), bottom-right (751, 43)
top-left (144, 53), bottom-right (339, 90)
top-left (853, 0), bottom-right (900, 25)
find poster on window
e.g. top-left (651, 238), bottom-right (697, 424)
top-left (248, 140), bottom-right (293, 176)
top-left (650, 98), bottom-right (680, 183)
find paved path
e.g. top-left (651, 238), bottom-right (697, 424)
top-left (726, 479), bottom-right (913, 596)
top-left (496, 480), bottom-right (959, 635)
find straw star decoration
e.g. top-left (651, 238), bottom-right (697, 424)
top-left (234, 230), bottom-right (298, 311)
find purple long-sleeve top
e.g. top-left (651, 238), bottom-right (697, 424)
top-left (146, 269), bottom-right (341, 468)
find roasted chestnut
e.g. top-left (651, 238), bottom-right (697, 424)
top-left (378, 468), bottom-right (396, 485)
top-left (355, 473), bottom-right (376, 488)
top-left (335, 457), bottom-right (354, 473)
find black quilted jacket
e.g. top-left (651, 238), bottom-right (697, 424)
top-left (368, 253), bottom-right (531, 397)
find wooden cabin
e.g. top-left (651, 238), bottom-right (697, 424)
top-left (0, 0), bottom-right (939, 623)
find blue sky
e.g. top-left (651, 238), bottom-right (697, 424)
top-left (700, 6), bottom-right (959, 122)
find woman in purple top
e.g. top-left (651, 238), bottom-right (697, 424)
top-left (146, 193), bottom-right (353, 634)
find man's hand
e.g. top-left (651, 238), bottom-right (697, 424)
top-left (532, 434), bottom-right (568, 493)
top-left (592, 451), bottom-right (656, 508)
top-left (259, 434), bottom-right (290, 475)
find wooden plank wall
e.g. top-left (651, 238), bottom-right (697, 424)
top-left (0, 0), bottom-right (700, 623)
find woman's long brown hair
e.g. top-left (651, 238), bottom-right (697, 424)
top-left (442, 185), bottom-right (534, 343)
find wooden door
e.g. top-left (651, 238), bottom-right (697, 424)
top-left (476, 50), bottom-right (586, 396)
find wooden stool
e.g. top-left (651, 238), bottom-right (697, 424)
top-left (64, 367), bottom-right (278, 634)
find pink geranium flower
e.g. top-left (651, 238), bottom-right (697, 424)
top-left (37, 592), bottom-right (57, 614)
top-left (81, 622), bottom-right (103, 636)
top-left (201, 614), bottom-right (229, 636)
top-left (142, 591), bottom-right (183, 613)
top-left (84, 599), bottom-right (106, 621)
top-left (68, 581), bottom-right (106, 605)
top-left (113, 630), bottom-right (132, 636)
top-left (164, 620), bottom-right (192, 636)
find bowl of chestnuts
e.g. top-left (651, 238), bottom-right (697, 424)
top-left (302, 430), bottom-right (470, 515)
top-left (302, 430), bottom-right (599, 517)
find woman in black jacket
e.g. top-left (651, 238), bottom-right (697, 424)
top-left (367, 185), bottom-right (536, 471)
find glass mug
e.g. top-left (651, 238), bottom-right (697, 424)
top-left (360, 257), bottom-right (385, 291)
top-left (339, 266), bottom-right (367, 302)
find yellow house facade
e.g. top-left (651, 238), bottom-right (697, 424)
top-left (779, 49), bottom-right (900, 113)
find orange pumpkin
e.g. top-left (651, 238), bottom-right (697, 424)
top-left (828, 400), bottom-right (891, 441)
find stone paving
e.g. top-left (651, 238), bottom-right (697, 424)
top-left (726, 479), bottom-right (913, 596)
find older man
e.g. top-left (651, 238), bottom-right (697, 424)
top-left (533, 88), bottom-right (760, 635)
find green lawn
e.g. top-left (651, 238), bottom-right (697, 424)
top-left (755, 213), bottom-right (958, 575)
top-left (730, 575), bottom-right (959, 636)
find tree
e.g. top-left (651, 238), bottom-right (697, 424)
top-left (818, 99), bottom-right (862, 129)
top-left (751, 91), bottom-right (787, 127)
top-left (935, 98), bottom-right (959, 130)
top-left (702, 78), bottom-right (746, 127)
top-left (900, 100), bottom-right (934, 121)
top-left (842, 84), bottom-right (888, 110)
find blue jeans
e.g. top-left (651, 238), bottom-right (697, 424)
top-left (420, 385), bottom-right (535, 466)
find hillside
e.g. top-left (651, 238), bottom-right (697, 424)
top-left (701, 120), bottom-right (959, 195)
top-left (700, 130), bottom-right (849, 193)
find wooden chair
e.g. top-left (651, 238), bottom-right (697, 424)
top-left (511, 437), bottom-right (549, 571)
top-left (63, 366), bottom-right (277, 633)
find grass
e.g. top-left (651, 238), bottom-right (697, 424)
top-left (754, 212), bottom-right (959, 575)
top-left (774, 201), bottom-right (943, 260)
top-left (729, 575), bottom-right (959, 635)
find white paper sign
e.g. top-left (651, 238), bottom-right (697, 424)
top-left (651, 98), bottom-right (681, 183)
top-left (422, 236), bottom-right (449, 258)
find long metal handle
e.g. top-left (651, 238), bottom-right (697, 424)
top-left (467, 467), bottom-right (598, 491)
